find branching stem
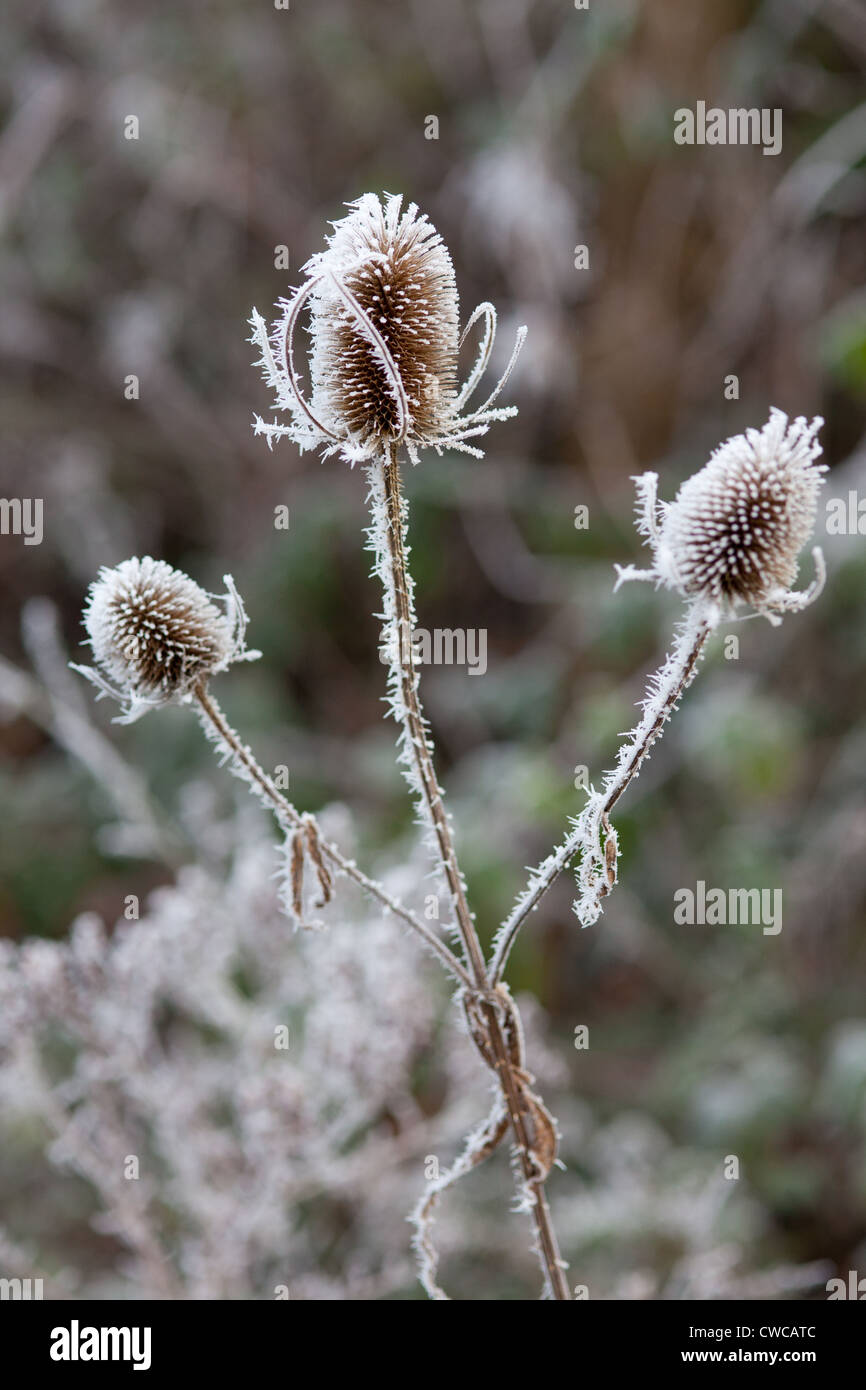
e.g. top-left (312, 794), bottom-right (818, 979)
top-left (193, 684), bottom-right (472, 989)
top-left (490, 606), bottom-right (714, 984)
top-left (376, 442), bottom-right (571, 1301)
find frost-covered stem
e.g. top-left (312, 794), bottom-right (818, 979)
top-left (375, 446), bottom-right (485, 983)
top-left (478, 1016), bottom-right (570, 1301)
top-left (374, 444), bottom-right (570, 1301)
top-left (491, 601), bottom-right (715, 982)
top-left (599, 607), bottom-right (713, 819)
top-left (490, 832), bottom-right (585, 986)
top-left (192, 685), bottom-right (472, 988)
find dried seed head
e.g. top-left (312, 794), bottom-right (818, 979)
top-left (249, 192), bottom-right (526, 465)
top-left (659, 411), bottom-right (825, 606)
top-left (74, 557), bottom-right (258, 721)
top-left (616, 410), bottom-right (827, 622)
top-left (84, 556), bottom-right (232, 694)
top-left (306, 193), bottom-right (459, 447)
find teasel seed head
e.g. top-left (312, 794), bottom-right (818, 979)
top-left (306, 193), bottom-right (459, 447)
top-left (616, 410), bottom-right (827, 623)
top-left (73, 557), bottom-right (259, 722)
top-left (250, 192), bottom-right (526, 465)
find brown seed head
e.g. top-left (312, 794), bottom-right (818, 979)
top-left (83, 557), bottom-right (235, 705)
top-left (305, 194), bottom-right (460, 448)
top-left (658, 411), bottom-right (825, 608)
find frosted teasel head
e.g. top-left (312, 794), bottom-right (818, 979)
top-left (615, 410), bottom-right (827, 625)
top-left (72, 557), bottom-right (260, 723)
top-left (249, 192), bottom-right (527, 465)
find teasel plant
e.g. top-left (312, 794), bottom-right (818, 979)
top-left (71, 557), bottom-right (467, 985)
top-left (490, 408), bottom-right (827, 979)
top-left (74, 193), bottom-right (830, 1301)
top-left (249, 192), bottom-right (570, 1300)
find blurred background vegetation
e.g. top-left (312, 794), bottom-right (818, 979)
top-left (1, 0), bottom-right (865, 1295)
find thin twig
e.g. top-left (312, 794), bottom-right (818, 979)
top-left (192, 684), bottom-right (472, 988)
top-left (490, 604), bottom-right (714, 983)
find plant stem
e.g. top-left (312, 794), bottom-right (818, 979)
top-left (489, 832), bottom-right (585, 986)
top-left (192, 684), bottom-right (472, 988)
top-left (376, 442), bottom-right (571, 1301)
top-left (490, 604), bottom-right (714, 983)
top-left (601, 614), bottom-right (712, 817)
top-left (377, 451), bottom-right (485, 985)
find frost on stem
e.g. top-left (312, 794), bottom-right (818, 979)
top-left (490, 832), bottom-right (587, 984)
top-left (363, 454), bottom-right (469, 950)
top-left (72, 559), bottom-right (466, 979)
top-left (576, 410), bottom-right (827, 926)
top-left (493, 410), bottom-right (829, 964)
top-left (71, 558), bottom-right (335, 930)
top-left (71, 557), bottom-right (259, 724)
top-left (410, 1090), bottom-right (508, 1301)
top-left (249, 192), bottom-right (526, 465)
top-left (410, 982), bottom-right (561, 1300)
top-left (362, 424), bottom-right (569, 1294)
top-left (191, 685), bottom-right (470, 980)
top-left (571, 600), bottom-right (713, 928)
